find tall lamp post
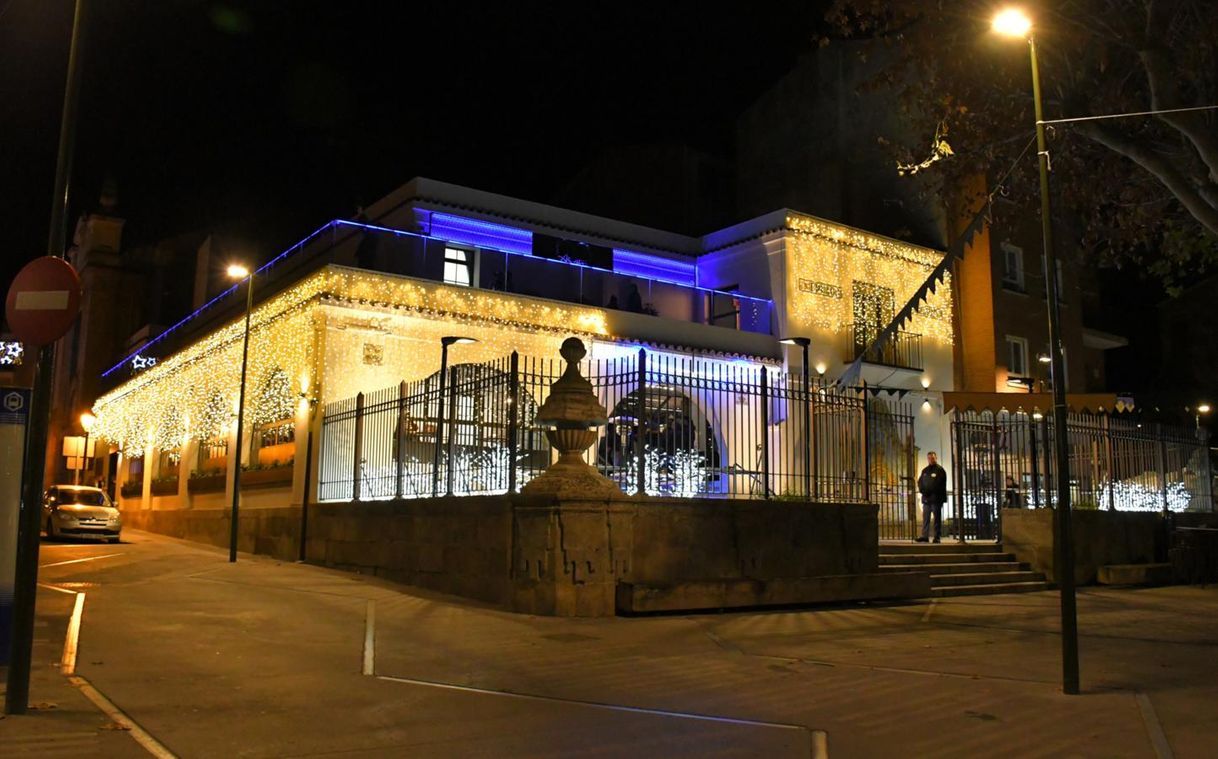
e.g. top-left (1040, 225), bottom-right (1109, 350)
top-left (432, 336), bottom-right (477, 497)
top-left (993, 7), bottom-right (1079, 695)
top-left (780, 337), bottom-right (814, 498)
top-left (1194, 403), bottom-right (1211, 432)
top-left (227, 263), bottom-right (254, 563)
top-left (79, 412), bottom-right (96, 486)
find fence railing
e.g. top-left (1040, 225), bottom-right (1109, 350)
top-left (852, 322), bottom-right (923, 371)
top-left (318, 349), bottom-right (913, 505)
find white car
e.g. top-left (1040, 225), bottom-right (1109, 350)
top-left (42, 485), bottom-right (122, 542)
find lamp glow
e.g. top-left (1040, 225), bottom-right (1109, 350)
top-left (1199, 404), bottom-right (1212, 414)
top-left (992, 8), bottom-right (1032, 38)
top-left (79, 412), bottom-right (96, 433)
top-left (227, 264), bottom-right (250, 279)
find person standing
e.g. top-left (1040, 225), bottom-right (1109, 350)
top-left (916, 451), bottom-right (948, 543)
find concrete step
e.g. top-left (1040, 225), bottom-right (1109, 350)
top-left (880, 552), bottom-right (1016, 565)
top-left (881, 542), bottom-right (1002, 555)
top-left (932, 581), bottom-right (1051, 598)
top-left (879, 561), bottom-right (1031, 575)
top-left (929, 571), bottom-right (1046, 587)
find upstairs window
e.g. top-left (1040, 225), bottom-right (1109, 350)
top-left (444, 247), bottom-right (474, 287)
top-left (1000, 243), bottom-right (1025, 292)
top-left (1006, 335), bottom-right (1029, 376)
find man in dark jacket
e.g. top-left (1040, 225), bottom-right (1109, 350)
top-left (916, 451), bottom-right (948, 543)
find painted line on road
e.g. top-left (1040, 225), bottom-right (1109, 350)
top-left (1136, 692), bottom-right (1174, 759)
top-left (376, 673), bottom-right (827, 757)
top-left (61, 591), bottom-right (86, 675)
top-left (362, 600), bottom-right (376, 676)
top-left (68, 675), bottom-right (178, 759)
top-left (920, 599), bottom-right (938, 623)
top-left (41, 552), bottom-right (123, 568)
top-left (39, 581), bottom-right (80, 595)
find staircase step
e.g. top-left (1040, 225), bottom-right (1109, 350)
top-left (880, 552), bottom-right (1016, 565)
top-left (879, 561), bottom-right (1030, 575)
top-left (931, 581), bottom-right (1051, 598)
top-left (929, 571), bottom-right (1046, 587)
top-left (881, 543), bottom-right (1002, 555)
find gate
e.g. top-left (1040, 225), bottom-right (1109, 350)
top-left (868, 399), bottom-right (917, 540)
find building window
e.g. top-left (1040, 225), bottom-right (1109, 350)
top-left (443, 247), bottom-right (474, 287)
top-left (1006, 336), bottom-right (1029, 376)
top-left (1000, 243), bottom-right (1025, 292)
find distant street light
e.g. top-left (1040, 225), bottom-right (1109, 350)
top-left (780, 337), bottom-right (814, 498)
top-left (228, 263), bottom-right (255, 562)
top-left (1196, 403), bottom-right (1211, 431)
top-left (433, 336), bottom-right (477, 497)
top-left (78, 411), bottom-right (96, 485)
top-left (993, 6), bottom-right (1080, 696)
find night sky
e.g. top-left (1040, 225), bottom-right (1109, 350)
top-left (0, 0), bottom-right (825, 278)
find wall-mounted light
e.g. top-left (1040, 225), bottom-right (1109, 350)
top-left (920, 377), bottom-right (931, 389)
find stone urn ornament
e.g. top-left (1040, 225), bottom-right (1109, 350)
top-left (521, 338), bottom-right (623, 498)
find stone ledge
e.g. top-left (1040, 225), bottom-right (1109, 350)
top-left (1097, 563), bottom-right (1173, 586)
top-left (616, 571), bottom-right (932, 614)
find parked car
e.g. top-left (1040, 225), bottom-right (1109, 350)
top-left (42, 485), bottom-right (122, 542)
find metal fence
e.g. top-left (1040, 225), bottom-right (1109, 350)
top-left (949, 410), bottom-right (1214, 540)
top-left (317, 349), bottom-right (917, 510)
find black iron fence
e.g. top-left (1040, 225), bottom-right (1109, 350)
top-left (318, 349), bottom-right (917, 513)
top-left (852, 322), bottom-right (923, 371)
top-left (949, 410), bottom-right (1213, 540)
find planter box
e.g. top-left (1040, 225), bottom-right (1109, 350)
top-left (150, 478), bottom-right (180, 496)
top-left (120, 482), bottom-right (142, 499)
top-left (188, 473), bottom-right (226, 494)
top-left (240, 465), bottom-right (294, 490)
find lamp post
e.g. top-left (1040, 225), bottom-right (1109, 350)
top-left (79, 412), bottom-right (96, 485)
top-left (994, 6), bottom-right (1079, 695)
top-left (780, 337), bottom-right (814, 498)
top-left (432, 336), bottom-right (477, 497)
top-left (1195, 403), bottom-right (1211, 433)
top-left (227, 263), bottom-right (254, 563)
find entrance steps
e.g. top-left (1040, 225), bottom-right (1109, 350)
top-left (879, 542), bottom-right (1051, 598)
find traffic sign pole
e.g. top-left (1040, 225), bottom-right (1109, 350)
top-left (4, 0), bottom-right (86, 715)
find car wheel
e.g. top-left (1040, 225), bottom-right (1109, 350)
top-left (108, 535), bottom-right (121, 544)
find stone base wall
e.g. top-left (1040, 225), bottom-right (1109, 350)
top-left (123, 495), bottom-right (887, 616)
top-left (1002, 509), bottom-right (1167, 585)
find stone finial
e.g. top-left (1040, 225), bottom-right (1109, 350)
top-left (521, 338), bottom-right (622, 498)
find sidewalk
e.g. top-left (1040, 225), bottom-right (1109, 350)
top-left (4, 529), bottom-right (1216, 757)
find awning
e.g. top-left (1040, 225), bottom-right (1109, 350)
top-left (942, 391), bottom-right (1134, 415)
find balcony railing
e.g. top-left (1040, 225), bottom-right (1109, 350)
top-left (852, 322), bottom-right (923, 371)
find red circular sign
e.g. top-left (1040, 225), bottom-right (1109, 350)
top-left (5, 257), bottom-right (83, 346)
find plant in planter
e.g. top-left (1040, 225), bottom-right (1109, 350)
top-left (188, 467), bottom-right (227, 493)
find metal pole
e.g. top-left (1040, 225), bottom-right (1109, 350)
top-left (861, 382), bottom-right (871, 503)
top-left (507, 352), bottom-right (519, 494)
top-left (1029, 417), bottom-right (1042, 508)
top-left (953, 415), bottom-right (966, 544)
top-left (228, 273), bottom-right (254, 563)
top-left (802, 343), bottom-right (812, 499)
top-left (298, 401), bottom-right (316, 562)
top-left (760, 368), bottom-right (770, 499)
top-left (636, 349), bottom-right (647, 496)
top-left (395, 381), bottom-right (406, 500)
top-left (1104, 414), bottom-right (1116, 512)
top-left (1030, 34), bottom-right (1079, 695)
top-left (352, 393), bottom-right (365, 501)
top-left (1157, 423), bottom-right (1169, 516)
top-left (432, 342), bottom-right (450, 498)
top-left (445, 366), bottom-right (458, 496)
top-left (7, 0), bottom-right (87, 714)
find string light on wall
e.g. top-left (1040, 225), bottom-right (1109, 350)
top-left (784, 213), bottom-right (954, 344)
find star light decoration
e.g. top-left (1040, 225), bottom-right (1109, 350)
top-left (91, 266), bottom-right (612, 457)
top-left (784, 214), bottom-right (953, 344)
top-left (0, 341), bottom-right (23, 366)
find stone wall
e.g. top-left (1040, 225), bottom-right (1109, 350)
top-left (1002, 508), bottom-right (1167, 585)
top-left (122, 495), bottom-right (895, 616)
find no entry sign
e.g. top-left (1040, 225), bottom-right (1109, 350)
top-left (4, 257), bottom-right (82, 347)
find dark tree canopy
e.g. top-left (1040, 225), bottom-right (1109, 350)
top-left (826, 0), bottom-right (1218, 291)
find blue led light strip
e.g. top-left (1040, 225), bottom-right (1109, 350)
top-left (101, 215), bottom-right (773, 379)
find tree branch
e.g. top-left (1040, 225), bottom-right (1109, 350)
top-left (1075, 121), bottom-right (1218, 236)
top-left (1138, 45), bottom-right (1218, 183)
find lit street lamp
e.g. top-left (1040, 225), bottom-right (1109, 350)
top-left (993, 6), bottom-right (1079, 695)
top-left (432, 336), bottom-right (477, 497)
top-left (780, 337), bottom-right (814, 498)
top-left (227, 263), bottom-right (254, 563)
top-left (1195, 403), bottom-right (1211, 431)
top-left (78, 411), bottom-right (96, 485)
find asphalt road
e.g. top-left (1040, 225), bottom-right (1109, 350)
top-left (4, 529), bottom-right (1217, 757)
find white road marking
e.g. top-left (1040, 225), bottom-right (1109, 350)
top-left (39, 582), bottom-right (80, 595)
top-left (362, 600), bottom-right (376, 676)
top-left (1136, 692), bottom-right (1174, 759)
top-left (921, 599), bottom-right (938, 623)
top-left (375, 672), bottom-right (823, 750)
top-left (68, 675), bottom-right (178, 759)
top-left (41, 552), bottom-right (122, 568)
top-left (61, 591), bottom-right (86, 675)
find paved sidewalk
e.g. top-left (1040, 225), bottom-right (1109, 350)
top-left (4, 529), bottom-right (1216, 757)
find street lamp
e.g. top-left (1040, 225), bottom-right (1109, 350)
top-left (227, 263), bottom-right (254, 563)
top-left (1195, 403), bottom-right (1211, 430)
top-left (78, 412), bottom-right (96, 486)
top-left (993, 6), bottom-right (1080, 696)
top-left (780, 337), bottom-right (815, 498)
top-left (432, 336), bottom-right (477, 497)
